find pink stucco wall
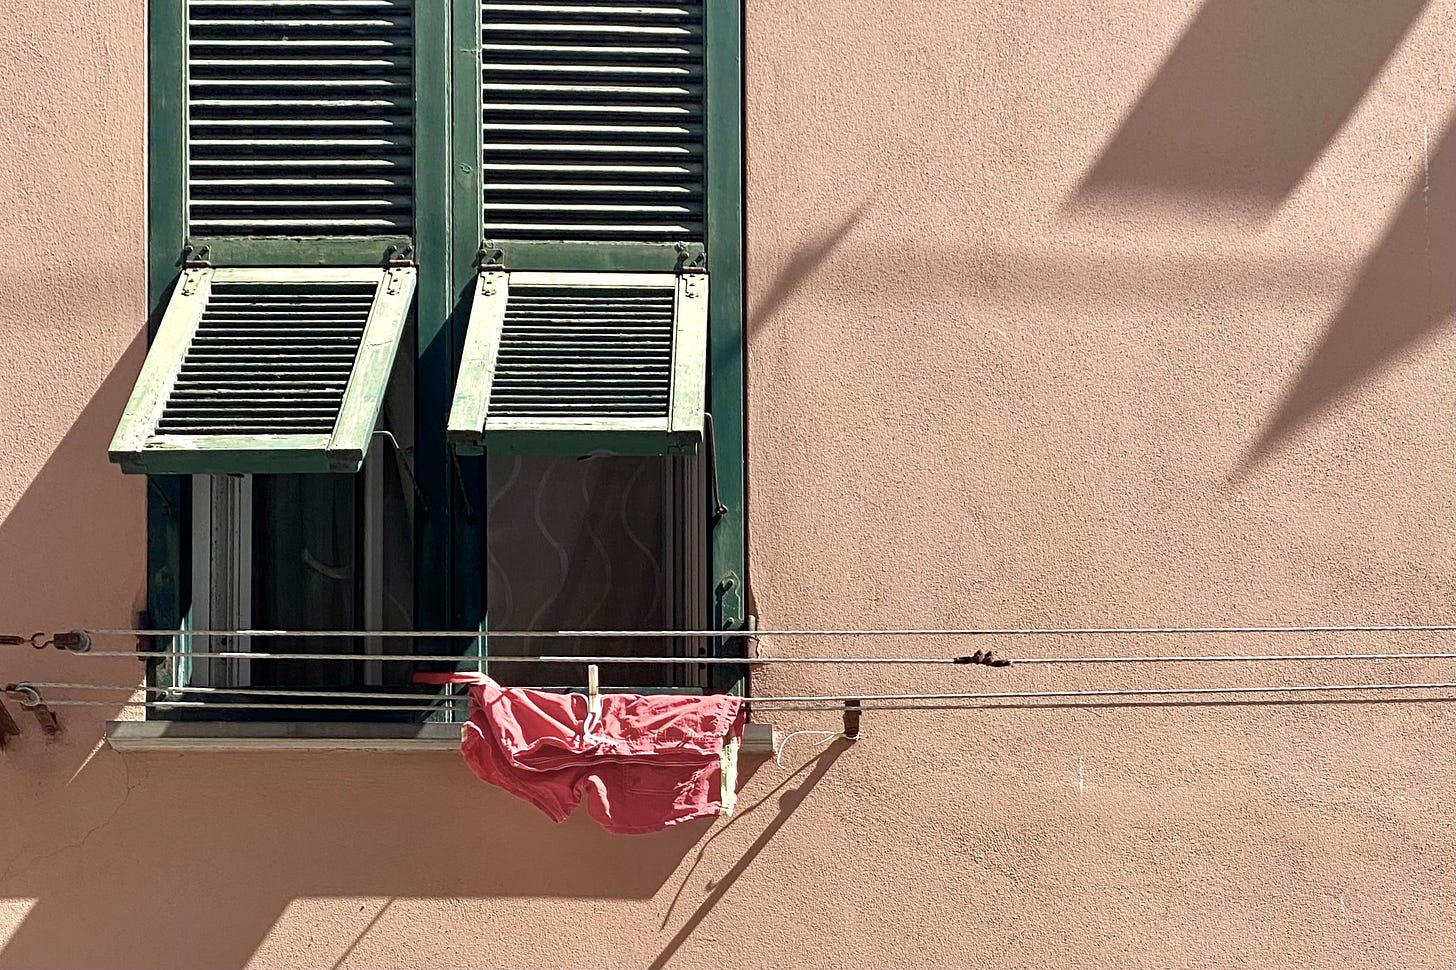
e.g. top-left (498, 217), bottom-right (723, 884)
top-left (2, 0), bottom-right (1453, 967)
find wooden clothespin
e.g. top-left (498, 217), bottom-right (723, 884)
top-left (586, 664), bottom-right (601, 720)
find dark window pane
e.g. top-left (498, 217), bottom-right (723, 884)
top-left (487, 455), bottom-right (700, 689)
top-left (251, 473), bottom-right (363, 689)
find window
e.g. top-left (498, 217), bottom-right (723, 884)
top-left (112, 0), bottom-right (745, 731)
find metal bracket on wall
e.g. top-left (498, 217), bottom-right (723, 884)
top-left (717, 571), bottom-right (743, 632)
top-left (4, 630), bottom-right (91, 653)
top-left (842, 699), bottom-right (863, 740)
top-left (0, 694), bottom-right (21, 749)
top-left (2, 683), bottom-right (62, 738)
top-left (716, 573), bottom-right (748, 696)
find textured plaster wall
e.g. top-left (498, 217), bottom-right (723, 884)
top-left (1, 0), bottom-right (1453, 968)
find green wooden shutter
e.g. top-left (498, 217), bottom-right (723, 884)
top-left (451, 0), bottom-right (709, 456)
top-left (118, 0), bottom-right (422, 475)
top-left (480, 0), bottom-right (705, 243)
top-left (448, 269), bottom-right (706, 455)
top-left (110, 266), bottom-right (416, 474)
top-left (187, 0), bottom-right (415, 242)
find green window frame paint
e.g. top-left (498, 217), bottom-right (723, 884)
top-left (143, 0), bottom-right (455, 699)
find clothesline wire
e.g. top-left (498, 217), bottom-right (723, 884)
top-left (63, 623), bottom-right (1456, 639)
top-left (19, 699), bottom-right (458, 712)
top-left (18, 682), bottom-right (472, 703)
top-left (11, 648), bottom-right (1456, 665)
top-left (745, 681), bottom-right (1456, 704)
top-left (14, 680), bottom-right (1456, 713)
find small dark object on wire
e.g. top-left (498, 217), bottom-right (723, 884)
top-left (953, 650), bottom-right (1011, 667)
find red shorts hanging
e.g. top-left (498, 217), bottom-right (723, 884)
top-left (414, 673), bottom-right (745, 835)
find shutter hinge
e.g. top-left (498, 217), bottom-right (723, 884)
top-left (476, 246), bottom-right (505, 270)
top-left (181, 244), bottom-right (212, 269)
top-left (179, 245), bottom-right (211, 296)
top-left (384, 244), bottom-right (414, 295)
top-left (675, 242), bottom-right (707, 274)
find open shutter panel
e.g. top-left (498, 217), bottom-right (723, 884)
top-left (110, 267), bottom-right (416, 474)
top-left (448, 271), bottom-right (707, 455)
top-left (187, 0), bottom-right (415, 237)
top-left (481, 0), bottom-right (706, 242)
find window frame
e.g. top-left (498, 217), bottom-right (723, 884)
top-left (142, 0), bottom-right (747, 713)
top-left (144, 0), bottom-right (456, 701)
top-left (449, 0), bottom-right (748, 695)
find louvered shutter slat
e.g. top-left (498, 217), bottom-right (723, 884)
top-left (187, 0), bottom-right (415, 237)
top-left (481, 0), bottom-right (705, 242)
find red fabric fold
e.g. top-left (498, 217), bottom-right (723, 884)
top-left (413, 672), bottom-right (745, 835)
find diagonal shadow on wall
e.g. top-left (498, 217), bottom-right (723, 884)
top-left (0, 352), bottom-right (805, 969)
top-left (0, 746), bottom-right (733, 970)
top-left (746, 202), bottom-right (869, 342)
top-left (0, 335), bottom-right (148, 637)
top-left (1235, 117), bottom-right (1455, 474)
top-left (1070, 0), bottom-right (1430, 220)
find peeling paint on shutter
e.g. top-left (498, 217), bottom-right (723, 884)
top-left (187, 0), bottom-right (415, 237)
top-left (481, 0), bottom-right (706, 242)
top-left (110, 266), bottom-right (416, 474)
top-left (448, 270), bottom-right (707, 455)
